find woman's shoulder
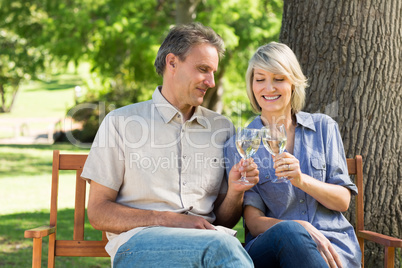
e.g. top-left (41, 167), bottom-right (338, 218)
top-left (298, 111), bottom-right (337, 127)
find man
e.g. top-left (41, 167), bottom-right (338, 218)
top-left (82, 23), bottom-right (258, 267)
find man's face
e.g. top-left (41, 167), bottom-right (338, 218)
top-left (172, 43), bottom-right (219, 109)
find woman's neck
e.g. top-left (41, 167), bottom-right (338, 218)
top-left (260, 112), bottom-right (295, 129)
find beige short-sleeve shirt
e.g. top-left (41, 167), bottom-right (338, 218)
top-left (81, 87), bottom-right (235, 259)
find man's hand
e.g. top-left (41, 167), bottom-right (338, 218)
top-left (213, 158), bottom-right (259, 228)
top-left (166, 213), bottom-right (215, 230)
top-left (295, 220), bottom-right (343, 268)
top-left (228, 158), bottom-right (259, 192)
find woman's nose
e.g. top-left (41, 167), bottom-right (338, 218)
top-left (265, 81), bottom-right (274, 91)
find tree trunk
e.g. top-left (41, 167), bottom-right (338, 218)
top-left (175, 0), bottom-right (202, 24)
top-left (280, 0), bottom-right (401, 267)
top-left (0, 83), bottom-right (5, 113)
top-left (175, 0), bottom-right (225, 112)
top-left (202, 55), bottom-right (229, 114)
top-left (0, 82), bottom-right (20, 113)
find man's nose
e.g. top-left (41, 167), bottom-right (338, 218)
top-left (204, 74), bottom-right (215, 88)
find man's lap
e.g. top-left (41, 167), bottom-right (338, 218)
top-left (114, 226), bottom-right (253, 267)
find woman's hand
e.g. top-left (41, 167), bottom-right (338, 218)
top-left (295, 220), bottom-right (343, 268)
top-left (273, 152), bottom-right (351, 212)
top-left (272, 152), bottom-right (303, 186)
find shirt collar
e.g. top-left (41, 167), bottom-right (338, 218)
top-left (152, 86), bottom-right (207, 128)
top-left (295, 111), bottom-right (316, 131)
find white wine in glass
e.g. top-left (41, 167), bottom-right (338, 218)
top-left (261, 124), bottom-right (288, 183)
top-left (235, 128), bottom-right (261, 185)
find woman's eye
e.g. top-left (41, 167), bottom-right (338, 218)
top-left (255, 79), bottom-right (265, 82)
top-left (275, 78), bottom-right (284, 82)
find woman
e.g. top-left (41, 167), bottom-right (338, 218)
top-left (224, 42), bottom-right (361, 268)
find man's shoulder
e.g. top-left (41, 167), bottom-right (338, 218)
top-left (108, 100), bottom-right (153, 117)
top-left (198, 106), bottom-right (233, 125)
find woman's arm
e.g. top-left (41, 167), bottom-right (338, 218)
top-left (273, 153), bottom-right (351, 212)
top-left (243, 205), bottom-right (281, 237)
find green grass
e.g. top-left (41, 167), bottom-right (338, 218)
top-left (0, 144), bottom-right (112, 267)
top-left (0, 210), bottom-right (110, 268)
top-left (0, 64), bottom-right (90, 141)
top-left (1, 73), bottom-right (82, 120)
top-left (0, 144), bottom-right (89, 216)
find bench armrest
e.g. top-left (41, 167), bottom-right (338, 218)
top-left (24, 225), bottom-right (56, 239)
top-left (358, 230), bottom-right (402, 248)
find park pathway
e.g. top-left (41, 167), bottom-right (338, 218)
top-left (0, 116), bottom-right (75, 144)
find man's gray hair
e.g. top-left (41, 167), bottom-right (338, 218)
top-left (154, 22), bottom-right (225, 76)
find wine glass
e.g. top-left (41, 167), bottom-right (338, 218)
top-left (235, 127), bottom-right (261, 185)
top-left (260, 124), bottom-right (288, 183)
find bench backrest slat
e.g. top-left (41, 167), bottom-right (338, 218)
top-left (49, 150), bottom-right (108, 264)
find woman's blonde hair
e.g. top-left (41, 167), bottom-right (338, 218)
top-left (245, 42), bottom-right (308, 114)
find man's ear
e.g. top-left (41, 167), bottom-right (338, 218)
top-left (166, 53), bottom-right (177, 71)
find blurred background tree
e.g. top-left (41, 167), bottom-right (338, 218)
top-left (0, 0), bottom-right (282, 141)
top-left (0, 2), bottom-right (46, 112)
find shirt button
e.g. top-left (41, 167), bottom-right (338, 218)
top-left (183, 155), bottom-right (187, 159)
top-left (177, 114), bottom-right (181, 118)
top-left (302, 211), bottom-right (306, 215)
top-left (299, 199), bottom-right (305, 203)
top-left (182, 181), bottom-right (187, 186)
top-left (265, 175), bottom-right (269, 179)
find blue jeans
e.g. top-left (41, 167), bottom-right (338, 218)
top-left (114, 226), bottom-right (254, 267)
top-left (246, 221), bottom-right (328, 268)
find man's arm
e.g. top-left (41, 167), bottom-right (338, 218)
top-left (213, 159), bottom-right (259, 228)
top-left (87, 181), bottom-right (215, 234)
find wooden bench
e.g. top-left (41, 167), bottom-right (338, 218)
top-left (24, 151), bottom-right (402, 267)
top-left (24, 150), bottom-right (108, 268)
top-left (347, 156), bottom-right (402, 267)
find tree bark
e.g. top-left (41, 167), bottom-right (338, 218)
top-left (175, 0), bottom-right (225, 112)
top-left (175, 0), bottom-right (202, 24)
top-left (0, 83), bottom-right (5, 113)
top-left (280, 0), bottom-right (401, 267)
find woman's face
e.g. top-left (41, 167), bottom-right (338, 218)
top-left (252, 68), bottom-right (293, 116)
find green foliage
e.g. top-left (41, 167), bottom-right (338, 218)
top-left (197, 0), bottom-right (283, 126)
top-left (0, 27), bottom-right (45, 112)
top-left (0, 144), bottom-right (88, 178)
top-left (0, 0), bottom-right (283, 138)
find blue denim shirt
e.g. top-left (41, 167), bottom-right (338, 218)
top-left (224, 112), bottom-right (362, 267)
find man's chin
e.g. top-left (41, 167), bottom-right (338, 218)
top-left (192, 96), bottom-right (205, 106)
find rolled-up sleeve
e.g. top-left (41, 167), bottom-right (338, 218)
top-left (244, 188), bottom-right (267, 214)
top-left (325, 120), bottom-right (358, 195)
